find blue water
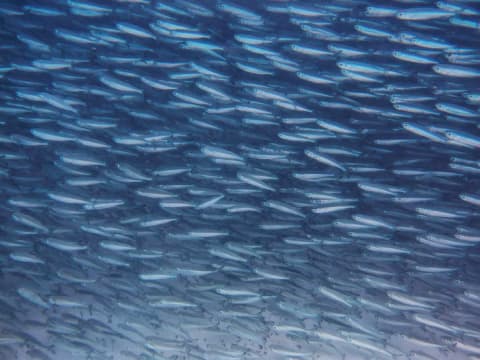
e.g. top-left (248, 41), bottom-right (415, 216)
top-left (0, 1), bottom-right (480, 359)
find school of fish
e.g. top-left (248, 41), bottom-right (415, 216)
top-left (1, 0), bottom-right (480, 359)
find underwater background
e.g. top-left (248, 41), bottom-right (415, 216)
top-left (0, 0), bottom-right (480, 359)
